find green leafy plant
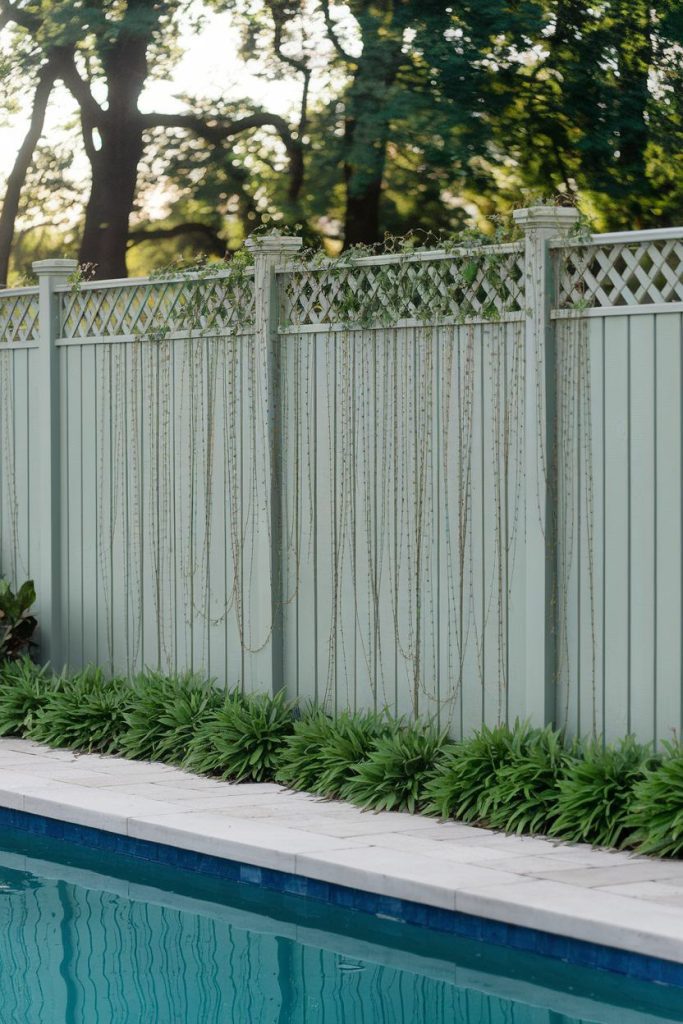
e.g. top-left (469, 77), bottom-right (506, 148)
top-left (0, 578), bottom-right (37, 661)
top-left (120, 672), bottom-right (223, 763)
top-left (629, 741), bottom-right (683, 857)
top-left (0, 657), bottom-right (57, 736)
top-left (153, 683), bottom-right (226, 764)
top-left (342, 721), bottom-right (447, 813)
top-left (424, 722), bottom-right (529, 822)
top-left (551, 736), bottom-right (655, 848)
top-left (485, 727), bottom-right (572, 834)
top-left (183, 690), bottom-right (294, 782)
top-left (315, 711), bottom-right (393, 798)
top-left (275, 708), bottom-right (336, 791)
top-left (28, 667), bottom-right (132, 753)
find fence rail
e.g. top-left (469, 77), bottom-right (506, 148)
top-left (1, 210), bottom-right (682, 743)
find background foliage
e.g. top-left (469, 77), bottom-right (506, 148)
top-left (0, 0), bottom-right (681, 281)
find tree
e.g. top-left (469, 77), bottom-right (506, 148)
top-left (1, 0), bottom-right (303, 277)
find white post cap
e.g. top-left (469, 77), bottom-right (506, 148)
top-left (244, 234), bottom-right (303, 255)
top-left (32, 259), bottom-right (79, 275)
top-left (512, 206), bottom-right (581, 234)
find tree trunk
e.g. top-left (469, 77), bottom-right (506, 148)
top-left (0, 63), bottom-right (57, 286)
top-left (78, 0), bottom-right (155, 278)
top-left (342, 13), bottom-right (401, 249)
top-left (78, 122), bottom-right (144, 278)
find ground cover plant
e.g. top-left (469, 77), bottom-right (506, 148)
top-left (0, 579), bottom-right (38, 661)
top-left (0, 661), bottom-right (680, 857)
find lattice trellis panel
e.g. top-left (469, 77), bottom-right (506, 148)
top-left (59, 273), bottom-right (256, 340)
top-left (0, 291), bottom-right (39, 343)
top-left (555, 237), bottom-right (683, 309)
top-left (280, 246), bottom-right (525, 329)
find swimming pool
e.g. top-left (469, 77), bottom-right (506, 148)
top-left (0, 821), bottom-right (680, 1023)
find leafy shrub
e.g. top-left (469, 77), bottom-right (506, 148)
top-left (120, 672), bottom-right (223, 763)
top-left (342, 721), bottom-right (447, 813)
top-left (0, 579), bottom-right (37, 661)
top-left (424, 722), bottom-right (529, 822)
top-left (183, 690), bottom-right (294, 782)
top-left (276, 709), bottom-right (336, 791)
top-left (28, 667), bottom-right (132, 753)
top-left (315, 710), bottom-right (391, 798)
top-left (551, 736), bottom-right (655, 848)
top-left (0, 657), bottom-right (57, 736)
top-left (629, 741), bottom-right (683, 857)
top-left (485, 726), bottom-right (571, 834)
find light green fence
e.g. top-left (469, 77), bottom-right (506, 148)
top-left (1, 211), bottom-right (682, 742)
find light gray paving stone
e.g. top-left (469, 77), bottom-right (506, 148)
top-left (408, 823), bottom-right (495, 841)
top-left (455, 878), bottom-right (683, 961)
top-left (366, 833), bottom-right (527, 866)
top-left (296, 847), bottom-right (522, 911)
top-left (598, 880), bottom-right (683, 903)
top-left (20, 781), bottom-right (176, 832)
top-left (0, 739), bottom-right (75, 759)
top-left (534, 860), bottom-right (683, 887)
top-left (128, 812), bottom-right (366, 872)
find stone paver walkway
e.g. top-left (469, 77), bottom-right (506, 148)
top-left (0, 737), bottom-right (682, 963)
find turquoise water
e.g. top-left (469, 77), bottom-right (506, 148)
top-left (0, 829), bottom-right (679, 1024)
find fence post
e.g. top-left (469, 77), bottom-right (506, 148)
top-left (32, 258), bottom-right (77, 671)
top-left (245, 234), bottom-right (302, 695)
top-left (512, 207), bottom-right (579, 726)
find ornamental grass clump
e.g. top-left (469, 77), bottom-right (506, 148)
top-left (424, 722), bottom-right (529, 822)
top-left (551, 736), bottom-right (655, 849)
top-left (341, 721), bottom-right (447, 813)
top-left (314, 711), bottom-right (391, 798)
top-left (120, 672), bottom-right (223, 763)
top-left (275, 708), bottom-right (336, 792)
top-left (485, 726), bottom-right (572, 835)
top-left (183, 690), bottom-right (294, 782)
top-left (152, 681), bottom-right (227, 765)
top-left (0, 657), bottom-right (59, 737)
top-left (629, 741), bottom-right (683, 857)
top-left (28, 667), bottom-right (132, 754)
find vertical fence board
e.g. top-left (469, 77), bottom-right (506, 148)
top-left (460, 325), bottom-right (485, 736)
top-left (578, 316), bottom-right (604, 738)
top-left (602, 316), bottom-right (630, 741)
top-left (654, 312), bottom-right (683, 743)
top-left (629, 314), bottom-right (656, 739)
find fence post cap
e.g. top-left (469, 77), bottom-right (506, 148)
top-left (244, 233), bottom-right (303, 255)
top-left (512, 206), bottom-right (580, 233)
top-left (32, 258), bottom-right (79, 276)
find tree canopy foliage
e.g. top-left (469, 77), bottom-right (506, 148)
top-left (0, 0), bottom-right (681, 280)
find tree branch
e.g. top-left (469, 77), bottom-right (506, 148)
top-left (0, 59), bottom-right (59, 286)
top-left (0, 0), bottom-right (40, 33)
top-left (320, 0), bottom-right (354, 63)
top-left (127, 222), bottom-right (223, 252)
top-left (140, 110), bottom-right (298, 158)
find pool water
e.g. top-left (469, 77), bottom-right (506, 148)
top-left (0, 827), bottom-right (680, 1024)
